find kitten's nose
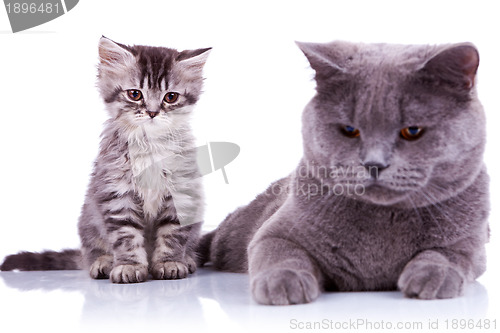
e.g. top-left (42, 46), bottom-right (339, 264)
top-left (363, 162), bottom-right (389, 180)
top-left (146, 111), bottom-right (159, 119)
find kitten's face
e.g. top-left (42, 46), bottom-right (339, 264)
top-left (299, 41), bottom-right (485, 207)
top-left (97, 37), bottom-right (210, 137)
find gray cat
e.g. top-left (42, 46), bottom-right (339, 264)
top-left (198, 41), bottom-right (489, 304)
top-left (1, 37), bottom-right (210, 283)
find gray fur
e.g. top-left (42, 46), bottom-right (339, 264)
top-left (1, 37), bottom-right (210, 283)
top-left (200, 41), bottom-right (489, 304)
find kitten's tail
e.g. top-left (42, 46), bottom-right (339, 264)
top-left (0, 249), bottom-right (83, 271)
top-left (196, 230), bottom-right (215, 266)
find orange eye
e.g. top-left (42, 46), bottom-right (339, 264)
top-left (400, 126), bottom-right (424, 141)
top-left (126, 89), bottom-right (143, 101)
top-left (341, 125), bottom-right (360, 138)
top-left (164, 92), bottom-right (179, 104)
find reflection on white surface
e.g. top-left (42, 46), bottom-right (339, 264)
top-left (0, 268), bottom-right (493, 333)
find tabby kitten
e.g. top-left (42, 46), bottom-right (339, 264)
top-left (199, 41), bottom-right (489, 304)
top-left (1, 37), bottom-right (210, 283)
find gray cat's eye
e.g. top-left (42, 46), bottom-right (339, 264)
top-left (400, 126), bottom-right (424, 141)
top-left (341, 125), bottom-right (360, 138)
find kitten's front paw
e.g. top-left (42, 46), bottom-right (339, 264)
top-left (398, 260), bottom-right (465, 299)
top-left (89, 255), bottom-right (113, 279)
top-left (110, 264), bottom-right (148, 283)
top-left (151, 258), bottom-right (195, 280)
top-left (251, 268), bottom-right (320, 305)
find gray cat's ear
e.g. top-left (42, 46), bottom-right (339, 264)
top-left (98, 36), bottom-right (135, 68)
top-left (176, 48), bottom-right (211, 74)
top-left (296, 41), bottom-right (346, 78)
top-left (419, 43), bottom-right (479, 91)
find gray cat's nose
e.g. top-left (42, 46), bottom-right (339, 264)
top-left (146, 111), bottom-right (159, 119)
top-left (363, 162), bottom-right (389, 179)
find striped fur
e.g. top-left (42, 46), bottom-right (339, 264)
top-left (1, 37), bottom-right (210, 283)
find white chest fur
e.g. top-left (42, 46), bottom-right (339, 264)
top-left (128, 128), bottom-right (176, 218)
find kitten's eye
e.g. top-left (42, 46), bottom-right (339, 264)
top-left (164, 92), bottom-right (180, 104)
top-left (127, 89), bottom-right (143, 101)
top-left (341, 125), bottom-right (360, 138)
top-left (400, 126), bottom-right (424, 141)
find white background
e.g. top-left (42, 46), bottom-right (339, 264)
top-left (0, 0), bottom-right (499, 319)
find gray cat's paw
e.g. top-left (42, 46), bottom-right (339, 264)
top-left (251, 268), bottom-right (320, 305)
top-left (110, 264), bottom-right (148, 283)
top-left (185, 256), bottom-right (197, 274)
top-left (398, 260), bottom-right (465, 299)
top-left (151, 260), bottom-right (194, 280)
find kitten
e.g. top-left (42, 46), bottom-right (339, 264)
top-left (198, 41), bottom-right (489, 304)
top-left (1, 37), bottom-right (210, 283)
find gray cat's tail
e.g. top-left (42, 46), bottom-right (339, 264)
top-left (196, 230), bottom-right (215, 266)
top-left (0, 249), bottom-right (83, 271)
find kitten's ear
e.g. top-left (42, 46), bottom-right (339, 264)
top-left (418, 43), bottom-right (479, 91)
top-left (176, 48), bottom-right (211, 74)
top-left (98, 36), bottom-right (135, 68)
top-left (296, 41), bottom-right (346, 79)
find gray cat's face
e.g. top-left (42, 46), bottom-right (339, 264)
top-left (298, 41), bottom-right (485, 207)
top-left (97, 37), bottom-right (210, 138)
